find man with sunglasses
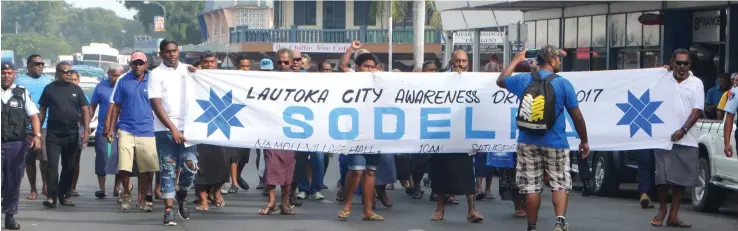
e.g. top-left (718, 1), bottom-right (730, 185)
top-left (650, 48), bottom-right (703, 228)
top-left (291, 50), bottom-right (305, 72)
top-left (15, 54), bottom-right (52, 201)
top-left (38, 62), bottom-right (91, 208)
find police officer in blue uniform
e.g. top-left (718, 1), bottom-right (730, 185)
top-left (1, 61), bottom-right (42, 230)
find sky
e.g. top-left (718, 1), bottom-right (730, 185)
top-left (64, 0), bottom-right (138, 20)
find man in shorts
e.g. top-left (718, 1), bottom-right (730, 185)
top-left (106, 51), bottom-right (159, 212)
top-left (497, 45), bottom-right (590, 231)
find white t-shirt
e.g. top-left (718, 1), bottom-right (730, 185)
top-left (669, 72), bottom-right (704, 147)
top-left (148, 62), bottom-right (191, 132)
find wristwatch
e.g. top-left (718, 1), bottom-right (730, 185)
top-left (681, 127), bottom-right (689, 133)
top-left (35, 133), bottom-right (42, 138)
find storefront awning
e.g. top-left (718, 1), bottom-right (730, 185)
top-left (435, 0), bottom-right (604, 11)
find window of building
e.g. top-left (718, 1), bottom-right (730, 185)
top-left (525, 21), bottom-right (535, 48)
top-left (564, 18), bottom-right (577, 49)
top-left (609, 14), bottom-right (626, 47)
top-left (577, 16), bottom-right (591, 48)
top-left (591, 15), bottom-right (606, 47)
top-left (626, 12), bottom-right (642, 46)
top-left (274, 0), bottom-right (284, 28)
top-left (536, 20), bottom-right (547, 48)
top-left (353, 1), bottom-right (375, 26)
top-left (643, 11), bottom-right (661, 47)
top-left (548, 19), bottom-right (560, 47)
top-left (294, 1), bottom-right (317, 26)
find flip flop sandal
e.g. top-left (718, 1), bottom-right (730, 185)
top-left (467, 212), bottom-right (484, 223)
top-left (195, 204), bottom-right (209, 211)
top-left (337, 210), bottom-right (350, 221)
top-left (60, 199), bottom-right (76, 206)
top-left (95, 191), bottom-right (107, 199)
top-left (485, 193), bottom-right (495, 199)
top-left (228, 185), bottom-right (239, 194)
top-left (257, 206), bottom-right (278, 215)
top-left (27, 192), bottom-right (38, 200)
top-left (667, 220), bottom-right (692, 228)
top-left (431, 213), bottom-right (444, 221)
top-left (113, 190), bottom-right (121, 197)
top-left (362, 214), bottom-right (385, 221)
top-left (475, 193), bottom-right (486, 201)
top-left (513, 211), bottom-right (527, 218)
top-left (386, 184), bottom-right (394, 190)
top-left (651, 216), bottom-right (665, 227)
top-left (279, 207), bottom-right (296, 215)
top-left (69, 190), bottom-right (80, 197)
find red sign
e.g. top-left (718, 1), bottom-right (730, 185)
top-left (272, 43), bottom-right (351, 53)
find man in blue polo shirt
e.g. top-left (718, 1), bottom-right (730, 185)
top-left (90, 66), bottom-right (124, 199)
top-left (104, 51), bottom-right (159, 212)
top-left (15, 54), bottom-right (52, 201)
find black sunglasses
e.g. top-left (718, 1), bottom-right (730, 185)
top-left (31, 62), bottom-right (45, 67)
top-left (276, 60), bottom-right (290, 65)
top-left (293, 58), bottom-right (303, 62)
top-left (131, 60), bottom-right (146, 66)
top-left (59, 70), bottom-right (73, 74)
top-left (674, 60), bottom-right (690, 66)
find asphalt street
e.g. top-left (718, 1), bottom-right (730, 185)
top-left (6, 147), bottom-right (738, 231)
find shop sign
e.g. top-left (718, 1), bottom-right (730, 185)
top-left (453, 31), bottom-right (505, 44)
top-left (273, 43), bottom-right (351, 53)
top-left (693, 10), bottom-right (721, 43)
top-left (453, 44), bottom-right (523, 54)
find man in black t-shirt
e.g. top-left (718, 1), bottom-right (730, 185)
top-left (37, 62), bottom-right (90, 208)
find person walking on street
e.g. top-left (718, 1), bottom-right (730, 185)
top-left (15, 54), bottom-right (52, 201)
top-left (90, 66), bottom-right (124, 199)
top-left (497, 45), bottom-right (590, 231)
top-left (149, 40), bottom-right (198, 226)
top-left (1, 61), bottom-right (43, 230)
top-left (105, 52), bottom-right (160, 213)
top-left (649, 49), bottom-right (703, 228)
top-left (38, 62), bottom-right (91, 208)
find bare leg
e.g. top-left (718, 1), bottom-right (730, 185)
top-left (280, 184), bottom-right (291, 210)
top-left (432, 191), bottom-right (445, 220)
top-left (230, 162), bottom-right (238, 187)
top-left (71, 152), bottom-right (81, 194)
top-left (667, 186), bottom-right (690, 227)
top-left (655, 185), bottom-right (669, 220)
top-left (40, 161), bottom-right (48, 197)
top-left (341, 170), bottom-right (364, 213)
top-left (26, 161), bottom-right (38, 200)
top-left (97, 174), bottom-right (106, 192)
top-left (361, 170), bottom-right (378, 217)
top-left (525, 193), bottom-right (542, 227)
top-left (552, 190), bottom-right (568, 216)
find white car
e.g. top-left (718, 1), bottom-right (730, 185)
top-left (691, 119), bottom-right (738, 212)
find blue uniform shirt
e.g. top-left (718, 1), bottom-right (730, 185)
top-left (504, 70), bottom-right (579, 149)
top-left (90, 80), bottom-right (116, 134)
top-left (706, 86), bottom-right (725, 105)
top-left (14, 73), bottom-right (52, 128)
top-left (111, 72), bottom-right (154, 137)
top-left (724, 87), bottom-right (738, 115)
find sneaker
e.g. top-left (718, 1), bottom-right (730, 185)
top-left (640, 194), bottom-right (654, 209)
top-left (163, 209), bottom-right (177, 226)
top-left (4, 215), bottom-right (20, 230)
top-left (120, 194), bottom-right (131, 210)
top-left (309, 192), bottom-right (325, 200)
top-left (296, 191), bottom-right (306, 200)
top-left (553, 223), bottom-right (568, 231)
top-left (176, 192), bottom-right (191, 220)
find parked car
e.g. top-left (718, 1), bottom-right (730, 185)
top-left (690, 119), bottom-right (738, 212)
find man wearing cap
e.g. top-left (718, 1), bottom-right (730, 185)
top-left (260, 58), bottom-right (274, 71)
top-left (15, 54), bottom-right (52, 201)
top-left (716, 73), bottom-right (738, 120)
top-left (497, 45), bottom-right (589, 231)
top-left (38, 62), bottom-right (91, 208)
top-left (1, 61), bottom-right (42, 230)
top-left (105, 51), bottom-right (159, 212)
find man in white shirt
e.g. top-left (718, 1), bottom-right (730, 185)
top-left (148, 39), bottom-right (197, 226)
top-left (1, 62), bottom-right (42, 230)
top-left (650, 49), bottom-right (703, 228)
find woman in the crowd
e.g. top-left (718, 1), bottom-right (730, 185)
top-left (497, 152), bottom-right (527, 217)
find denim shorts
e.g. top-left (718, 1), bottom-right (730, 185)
top-left (347, 154), bottom-right (380, 171)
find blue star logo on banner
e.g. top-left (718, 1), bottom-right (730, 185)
top-left (194, 89), bottom-right (245, 139)
top-left (616, 89), bottom-right (663, 137)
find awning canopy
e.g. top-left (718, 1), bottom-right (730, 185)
top-left (435, 0), bottom-right (605, 12)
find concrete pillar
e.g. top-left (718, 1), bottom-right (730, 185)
top-left (472, 29), bottom-right (481, 72)
top-left (413, 1), bottom-right (425, 69)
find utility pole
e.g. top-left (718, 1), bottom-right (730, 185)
top-left (388, 3), bottom-right (393, 71)
top-left (412, 0), bottom-right (425, 70)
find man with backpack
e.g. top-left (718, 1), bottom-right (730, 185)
top-left (496, 45), bottom-right (590, 231)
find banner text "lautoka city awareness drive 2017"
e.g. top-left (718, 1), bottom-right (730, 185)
top-left (183, 69), bottom-right (681, 154)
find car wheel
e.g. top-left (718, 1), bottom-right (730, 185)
top-left (592, 152), bottom-right (619, 197)
top-left (692, 157), bottom-right (728, 212)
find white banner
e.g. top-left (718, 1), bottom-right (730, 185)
top-left (184, 68), bottom-right (682, 154)
top-left (272, 43), bottom-right (351, 53)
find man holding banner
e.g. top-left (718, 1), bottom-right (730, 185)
top-left (497, 45), bottom-right (590, 231)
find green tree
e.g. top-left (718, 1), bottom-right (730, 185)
top-left (370, 0), bottom-right (442, 30)
top-left (1, 1), bottom-right (70, 36)
top-left (122, 0), bottom-right (205, 45)
top-left (2, 33), bottom-right (74, 59)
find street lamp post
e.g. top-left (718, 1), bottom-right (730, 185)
top-left (144, 1), bottom-right (167, 22)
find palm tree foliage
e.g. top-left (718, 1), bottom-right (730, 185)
top-left (369, 0), bottom-right (442, 30)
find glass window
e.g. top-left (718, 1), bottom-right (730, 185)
top-left (564, 18), bottom-right (577, 48)
top-left (353, 1), bottom-right (375, 26)
top-left (642, 50), bottom-right (661, 67)
top-left (573, 48), bottom-right (591, 71)
top-left (618, 50), bottom-right (641, 69)
top-left (536, 20), bottom-right (547, 48)
top-left (577, 17), bottom-right (591, 48)
top-left (643, 12), bottom-right (660, 47)
top-left (626, 12), bottom-right (642, 47)
top-left (294, 1), bottom-right (317, 25)
top-left (609, 14), bottom-right (626, 47)
top-left (548, 19), bottom-right (560, 47)
top-left (591, 48), bottom-right (607, 71)
top-left (591, 15), bottom-right (606, 47)
top-left (525, 21), bottom-right (535, 48)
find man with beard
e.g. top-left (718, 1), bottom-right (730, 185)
top-left (91, 66), bottom-right (125, 199)
top-left (497, 45), bottom-right (589, 231)
top-left (15, 54), bottom-right (52, 201)
top-left (39, 62), bottom-right (91, 208)
top-left (148, 40), bottom-right (197, 225)
top-left (1, 61), bottom-right (42, 230)
top-left (649, 49), bottom-right (702, 228)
